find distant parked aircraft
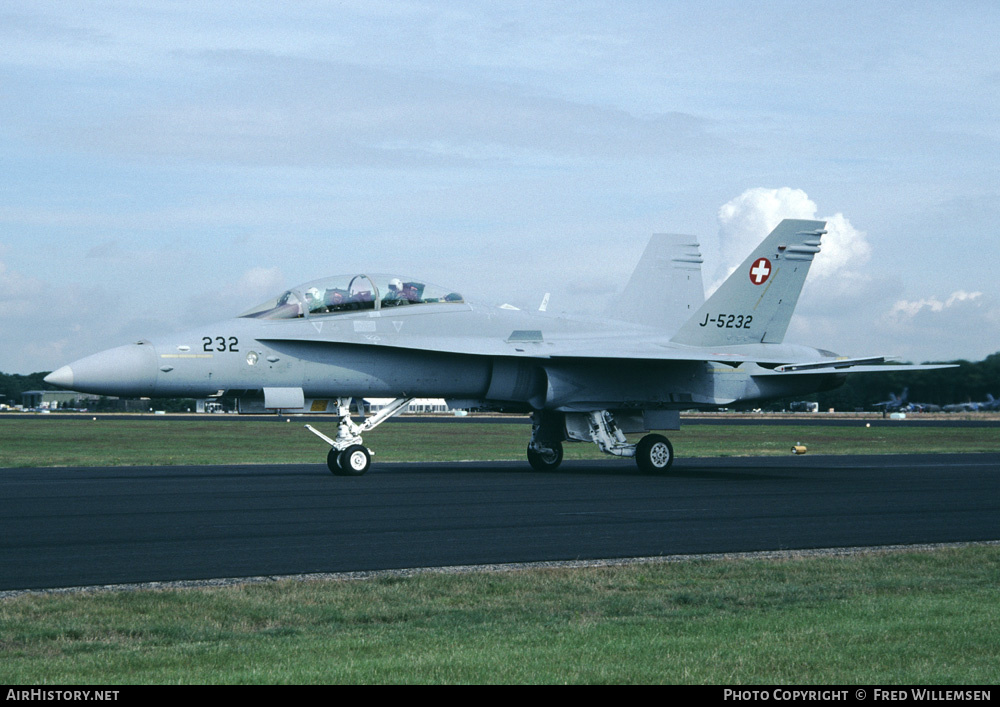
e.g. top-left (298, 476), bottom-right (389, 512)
top-left (874, 388), bottom-right (941, 413)
top-left (943, 394), bottom-right (999, 412)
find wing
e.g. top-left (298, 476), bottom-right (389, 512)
top-left (258, 331), bottom-right (956, 377)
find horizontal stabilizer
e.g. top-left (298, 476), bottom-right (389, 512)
top-left (754, 363), bottom-right (958, 377)
top-left (774, 356), bottom-right (897, 372)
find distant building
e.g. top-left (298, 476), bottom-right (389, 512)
top-left (19, 391), bottom-right (150, 412)
top-left (368, 398), bottom-right (450, 414)
top-left (20, 391), bottom-right (100, 410)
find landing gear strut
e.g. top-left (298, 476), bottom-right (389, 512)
top-left (586, 409), bottom-right (675, 473)
top-left (585, 409), bottom-right (674, 472)
top-left (528, 411), bottom-right (566, 471)
top-left (306, 397), bottom-right (412, 476)
top-left (526, 409), bottom-right (675, 474)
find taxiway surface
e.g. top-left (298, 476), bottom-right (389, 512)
top-left (2, 453), bottom-right (998, 592)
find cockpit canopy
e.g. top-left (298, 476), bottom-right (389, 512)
top-left (239, 274), bottom-right (464, 320)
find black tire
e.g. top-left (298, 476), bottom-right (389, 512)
top-left (527, 441), bottom-right (563, 472)
top-left (327, 447), bottom-right (345, 475)
top-left (635, 434), bottom-right (673, 474)
top-left (338, 445), bottom-right (371, 476)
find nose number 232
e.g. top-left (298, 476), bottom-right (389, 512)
top-left (203, 336), bottom-right (239, 352)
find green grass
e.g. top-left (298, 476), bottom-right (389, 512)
top-left (2, 546), bottom-right (997, 684)
top-left (2, 417), bottom-right (999, 468)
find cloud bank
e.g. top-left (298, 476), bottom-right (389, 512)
top-left (889, 290), bottom-right (984, 319)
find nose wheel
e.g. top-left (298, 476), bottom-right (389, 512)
top-left (329, 444), bottom-right (371, 476)
top-left (307, 397), bottom-right (412, 476)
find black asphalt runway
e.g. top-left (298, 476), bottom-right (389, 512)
top-left (2, 453), bottom-right (998, 592)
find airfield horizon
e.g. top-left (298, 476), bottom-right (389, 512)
top-left (3, 415), bottom-right (1000, 470)
top-left (7, 409), bottom-right (1000, 421)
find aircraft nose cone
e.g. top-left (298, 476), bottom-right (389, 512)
top-left (44, 366), bottom-right (74, 388)
top-left (45, 343), bottom-right (158, 397)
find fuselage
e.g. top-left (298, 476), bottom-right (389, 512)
top-left (46, 290), bottom-right (842, 412)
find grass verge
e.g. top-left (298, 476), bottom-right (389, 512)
top-left (2, 418), bottom-right (999, 468)
top-left (1, 545), bottom-right (997, 684)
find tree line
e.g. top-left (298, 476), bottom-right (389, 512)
top-left (0, 371), bottom-right (195, 412)
top-left (764, 351), bottom-right (1000, 411)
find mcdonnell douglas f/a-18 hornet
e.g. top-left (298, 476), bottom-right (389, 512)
top-left (46, 219), bottom-right (953, 475)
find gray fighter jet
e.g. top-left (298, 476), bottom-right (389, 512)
top-left (943, 394), bottom-right (998, 413)
top-left (45, 219), bottom-right (953, 475)
top-left (873, 388), bottom-right (942, 413)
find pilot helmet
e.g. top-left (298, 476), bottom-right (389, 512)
top-left (388, 278), bottom-right (402, 291)
top-left (305, 287), bottom-right (322, 301)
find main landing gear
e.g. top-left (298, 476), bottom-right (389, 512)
top-left (634, 433), bottom-right (674, 474)
top-left (528, 410), bottom-right (675, 474)
top-left (307, 402), bottom-right (674, 476)
top-left (306, 397), bottom-right (413, 476)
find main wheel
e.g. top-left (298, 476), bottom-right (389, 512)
top-left (527, 441), bottom-right (563, 472)
top-left (327, 447), bottom-right (344, 475)
top-left (338, 444), bottom-right (371, 476)
top-left (635, 434), bottom-right (674, 474)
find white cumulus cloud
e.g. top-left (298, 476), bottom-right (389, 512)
top-left (889, 290), bottom-right (984, 319)
top-left (809, 212), bottom-right (871, 280)
top-left (717, 187), bottom-right (818, 264)
top-left (877, 289), bottom-right (998, 362)
top-left (711, 187), bottom-right (870, 291)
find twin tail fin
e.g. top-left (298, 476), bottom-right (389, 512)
top-left (670, 219), bottom-right (827, 347)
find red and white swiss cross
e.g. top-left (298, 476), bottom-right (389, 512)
top-left (749, 257), bottom-right (771, 285)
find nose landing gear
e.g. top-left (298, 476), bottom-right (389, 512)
top-left (306, 397), bottom-right (413, 475)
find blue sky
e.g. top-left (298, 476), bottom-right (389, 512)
top-left (2, 1), bottom-right (998, 374)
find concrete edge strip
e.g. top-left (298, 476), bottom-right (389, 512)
top-left (3, 540), bottom-right (999, 600)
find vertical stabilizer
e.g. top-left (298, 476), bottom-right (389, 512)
top-left (608, 234), bottom-right (704, 331)
top-left (670, 219), bottom-right (826, 346)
